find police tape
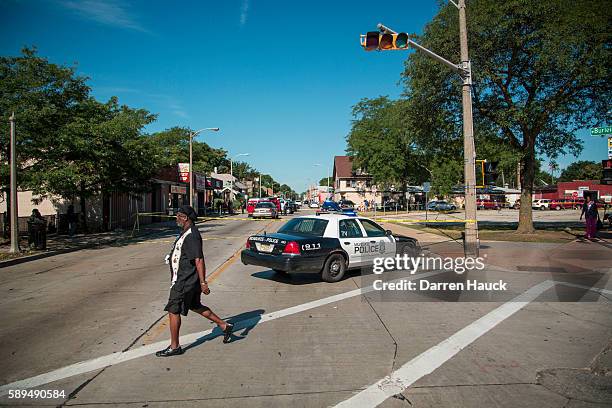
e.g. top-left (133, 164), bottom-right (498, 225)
top-left (132, 212), bottom-right (475, 224)
top-left (376, 218), bottom-right (478, 224)
top-left (132, 213), bottom-right (284, 222)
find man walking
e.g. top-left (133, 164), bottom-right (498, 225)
top-left (156, 205), bottom-right (233, 357)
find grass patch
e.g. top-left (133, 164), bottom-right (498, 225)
top-left (406, 223), bottom-right (583, 243)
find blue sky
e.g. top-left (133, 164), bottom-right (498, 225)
top-left (1, 1), bottom-right (607, 192)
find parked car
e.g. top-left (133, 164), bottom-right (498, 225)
top-left (339, 199), bottom-right (356, 209)
top-left (264, 197), bottom-right (281, 213)
top-left (550, 198), bottom-right (580, 210)
top-left (318, 200), bottom-right (358, 216)
top-left (476, 199), bottom-right (501, 210)
top-left (309, 201), bottom-right (320, 208)
top-left (295, 200), bottom-right (302, 206)
top-left (247, 198), bottom-right (265, 217)
top-left (253, 201), bottom-right (278, 219)
top-left (532, 199), bottom-right (552, 210)
top-left (427, 200), bottom-right (457, 211)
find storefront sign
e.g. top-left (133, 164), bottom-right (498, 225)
top-left (170, 185), bottom-right (187, 194)
top-left (178, 163), bottom-right (190, 183)
top-left (195, 174), bottom-right (206, 190)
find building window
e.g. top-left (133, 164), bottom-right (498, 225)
top-left (350, 180), bottom-right (357, 188)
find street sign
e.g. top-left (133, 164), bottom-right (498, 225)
top-left (422, 182), bottom-right (431, 193)
top-left (591, 126), bottom-right (611, 136)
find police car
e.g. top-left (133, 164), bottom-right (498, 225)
top-left (240, 213), bottom-right (419, 282)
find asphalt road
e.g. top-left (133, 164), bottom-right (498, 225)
top-left (0, 209), bottom-right (610, 407)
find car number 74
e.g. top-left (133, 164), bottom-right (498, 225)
top-left (302, 243), bottom-right (321, 251)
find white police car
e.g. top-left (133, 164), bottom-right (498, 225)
top-left (241, 213), bottom-right (419, 282)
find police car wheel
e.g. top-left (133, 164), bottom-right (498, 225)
top-left (399, 242), bottom-right (418, 257)
top-left (322, 253), bottom-right (346, 283)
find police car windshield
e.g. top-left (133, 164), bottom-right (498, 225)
top-left (278, 218), bottom-right (328, 237)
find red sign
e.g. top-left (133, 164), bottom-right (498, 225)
top-left (572, 191), bottom-right (578, 198)
top-left (179, 172), bottom-right (190, 182)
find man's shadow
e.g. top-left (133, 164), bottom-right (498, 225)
top-left (183, 309), bottom-right (264, 352)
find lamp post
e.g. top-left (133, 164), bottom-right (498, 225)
top-left (189, 127), bottom-right (219, 208)
top-left (9, 113), bottom-right (19, 253)
top-left (230, 153), bottom-right (249, 202)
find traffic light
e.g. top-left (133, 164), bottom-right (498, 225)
top-left (484, 161), bottom-right (499, 185)
top-left (361, 32), bottom-right (410, 51)
top-left (602, 159), bottom-right (612, 185)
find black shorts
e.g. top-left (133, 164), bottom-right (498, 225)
top-left (164, 285), bottom-right (204, 316)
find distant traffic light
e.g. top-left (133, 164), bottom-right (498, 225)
top-left (361, 32), bottom-right (410, 51)
top-left (484, 161), bottom-right (499, 185)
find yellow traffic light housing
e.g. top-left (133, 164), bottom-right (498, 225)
top-left (360, 32), bottom-right (411, 51)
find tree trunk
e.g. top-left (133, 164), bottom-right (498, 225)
top-left (516, 139), bottom-right (536, 234)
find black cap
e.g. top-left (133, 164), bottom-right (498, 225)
top-left (177, 205), bottom-right (198, 221)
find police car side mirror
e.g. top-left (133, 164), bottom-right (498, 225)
top-left (385, 230), bottom-right (392, 236)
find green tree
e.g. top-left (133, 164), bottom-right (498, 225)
top-left (318, 177), bottom-right (333, 186)
top-left (402, 0), bottom-right (611, 233)
top-left (0, 47), bottom-right (90, 199)
top-left (558, 160), bottom-right (602, 182)
top-left (0, 48), bottom-right (159, 231)
top-left (148, 127), bottom-right (228, 173)
top-left (346, 97), bottom-right (424, 190)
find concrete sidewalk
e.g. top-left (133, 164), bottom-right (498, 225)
top-left (0, 212), bottom-right (243, 267)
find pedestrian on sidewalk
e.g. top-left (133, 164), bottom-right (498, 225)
top-left (580, 194), bottom-right (599, 239)
top-left (156, 205), bottom-right (233, 357)
top-left (67, 204), bottom-right (77, 236)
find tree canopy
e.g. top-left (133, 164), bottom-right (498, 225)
top-left (558, 160), bottom-right (603, 182)
top-left (1, 48), bottom-right (297, 209)
top-left (347, 0), bottom-right (611, 232)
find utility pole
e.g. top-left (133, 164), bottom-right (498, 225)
top-left (188, 127), bottom-right (219, 209)
top-left (9, 113), bottom-right (19, 253)
top-left (361, 0), bottom-right (479, 256)
top-left (458, 0), bottom-right (478, 257)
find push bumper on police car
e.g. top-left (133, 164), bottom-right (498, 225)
top-left (240, 250), bottom-right (326, 273)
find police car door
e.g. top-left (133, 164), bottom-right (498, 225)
top-left (338, 218), bottom-right (369, 268)
top-left (358, 218), bottom-right (397, 265)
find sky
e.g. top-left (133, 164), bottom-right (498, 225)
top-left (1, 0), bottom-right (608, 192)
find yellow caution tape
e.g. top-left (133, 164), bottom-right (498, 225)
top-left (377, 218), bottom-right (478, 224)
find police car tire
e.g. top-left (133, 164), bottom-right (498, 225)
top-left (399, 242), bottom-right (418, 257)
top-left (321, 253), bottom-right (346, 283)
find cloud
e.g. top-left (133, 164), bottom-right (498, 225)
top-left (59, 0), bottom-right (150, 33)
top-left (240, 0), bottom-right (249, 26)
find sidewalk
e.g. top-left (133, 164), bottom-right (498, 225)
top-left (0, 213), bottom-right (238, 268)
top-left (380, 221), bottom-right (612, 275)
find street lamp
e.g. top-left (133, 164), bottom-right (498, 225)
top-left (189, 127), bottom-right (219, 208)
top-left (230, 153), bottom-right (249, 202)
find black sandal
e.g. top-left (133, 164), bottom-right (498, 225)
top-left (155, 346), bottom-right (184, 357)
top-left (222, 323), bottom-right (234, 344)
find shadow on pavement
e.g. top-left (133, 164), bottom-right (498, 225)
top-left (183, 309), bottom-right (265, 352)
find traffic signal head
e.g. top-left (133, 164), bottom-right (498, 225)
top-left (364, 32), bottom-right (380, 51)
top-left (361, 32), bottom-right (411, 51)
top-left (484, 161), bottom-right (499, 185)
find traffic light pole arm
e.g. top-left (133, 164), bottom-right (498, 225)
top-left (377, 22), bottom-right (469, 77)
